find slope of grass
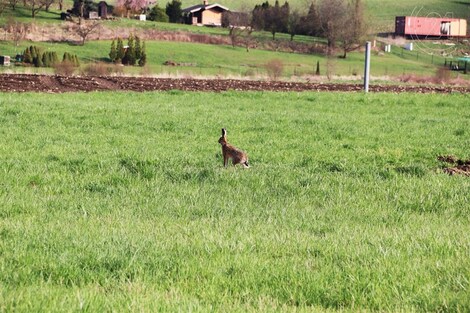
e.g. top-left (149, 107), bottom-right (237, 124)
top-left (0, 39), bottom-right (451, 79)
top-left (0, 91), bottom-right (469, 312)
top-left (2, 0), bottom-right (469, 34)
top-left (169, 0), bottom-right (470, 31)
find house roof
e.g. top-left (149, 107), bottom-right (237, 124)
top-left (182, 3), bottom-right (229, 13)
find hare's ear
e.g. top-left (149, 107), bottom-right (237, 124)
top-left (221, 128), bottom-right (227, 137)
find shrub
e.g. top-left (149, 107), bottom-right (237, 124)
top-left (434, 67), bottom-right (451, 84)
top-left (148, 5), bottom-right (169, 22)
top-left (62, 52), bottom-right (80, 67)
top-left (54, 61), bottom-right (76, 76)
top-left (81, 62), bottom-right (123, 76)
top-left (265, 59), bottom-right (284, 80)
top-left (109, 39), bottom-right (117, 61)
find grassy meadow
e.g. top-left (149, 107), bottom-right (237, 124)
top-left (0, 90), bottom-right (469, 311)
top-left (0, 39), bottom-right (451, 79)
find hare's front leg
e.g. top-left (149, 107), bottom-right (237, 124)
top-left (223, 152), bottom-right (228, 167)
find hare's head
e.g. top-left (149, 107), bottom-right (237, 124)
top-left (218, 128), bottom-right (227, 145)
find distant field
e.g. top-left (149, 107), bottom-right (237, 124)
top-left (169, 0), bottom-right (470, 31)
top-left (0, 91), bottom-right (469, 311)
top-left (1, 0), bottom-right (469, 33)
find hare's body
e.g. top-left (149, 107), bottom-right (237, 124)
top-left (218, 128), bottom-right (249, 168)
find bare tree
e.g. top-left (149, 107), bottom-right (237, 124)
top-left (26, 0), bottom-right (46, 18)
top-left (317, 0), bottom-right (367, 57)
top-left (318, 0), bottom-right (347, 53)
top-left (116, 0), bottom-right (148, 18)
top-left (43, 0), bottom-right (53, 11)
top-left (72, 20), bottom-right (101, 45)
top-left (223, 10), bottom-right (251, 48)
top-left (7, 0), bottom-right (19, 10)
top-left (0, 0), bottom-right (7, 13)
top-left (287, 10), bottom-right (301, 41)
top-left (338, 0), bottom-right (367, 58)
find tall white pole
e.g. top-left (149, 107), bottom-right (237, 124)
top-left (364, 41), bottom-right (371, 93)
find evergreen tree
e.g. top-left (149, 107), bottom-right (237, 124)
top-left (135, 36), bottom-right (141, 60)
top-left (109, 39), bottom-right (117, 62)
top-left (166, 0), bottom-right (182, 23)
top-left (123, 35), bottom-right (136, 65)
top-left (251, 2), bottom-right (270, 31)
top-left (51, 52), bottom-right (59, 66)
top-left (73, 55), bottom-right (80, 67)
top-left (30, 46), bottom-right (37, 61)
top-left (34, 54), bottom-right (43, 67)
top-left (23, 47), bottom-right (32, 64)
top-left (148, 5), bottom-right (169, 22)
top-left (138, 41), bottom-right (146, 66)
top-left (116, 38), bottom-right (125, 62)
top-left (42, 52), bottom-right (49, 67)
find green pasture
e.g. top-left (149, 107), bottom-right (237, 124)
top-left (0, 91), bottom-right (469, 312)
top-left (1, 0), bottom-right (470, 36)
top-left (167, 0), bottom-right (470, 31)
top-left (0, 39), bottom-right (452, 79)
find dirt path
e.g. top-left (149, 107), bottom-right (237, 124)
top-left (1, 74), bottom-right (469, 93)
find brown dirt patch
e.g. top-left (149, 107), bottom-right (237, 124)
top-left (438, 155), bottom-right (470, 176)
top-left (1, 74), bottom-right (470, 94)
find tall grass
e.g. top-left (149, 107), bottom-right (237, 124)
top-left (0, 91), bottom-right (469, 311)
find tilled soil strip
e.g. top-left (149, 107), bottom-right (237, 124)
top-left (438, 155), bottom-right (470, 176)
top-left (1, 74), bottom-right (469, 94)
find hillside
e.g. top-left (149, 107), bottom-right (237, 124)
top-left (169, 0), bottom-right (470, 32)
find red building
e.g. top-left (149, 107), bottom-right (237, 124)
top-left (395, 16), bottom-right (467, 38)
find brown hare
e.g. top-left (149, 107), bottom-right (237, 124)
top-left (218, 128), bottom-right (249, 168)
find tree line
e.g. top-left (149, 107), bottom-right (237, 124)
top-left (223, 0), bottom-right (367, 58)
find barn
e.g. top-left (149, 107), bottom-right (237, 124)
top-left (182, 0), bottom-right (229, 26)
top-left (395, 16), bottom-right (467, 38)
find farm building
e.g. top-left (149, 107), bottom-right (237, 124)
top-left (395, 16), bottom-right (467, 38)
top-left (182, 0), bottom-right (229, 26)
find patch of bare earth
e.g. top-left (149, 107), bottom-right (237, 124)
top-left (1, 74), bottom-right (470, 93)
top-left (438, 155), bottom-right (470, 176)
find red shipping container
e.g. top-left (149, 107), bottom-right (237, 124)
top-left (395, 16), bottom-right (467, 37)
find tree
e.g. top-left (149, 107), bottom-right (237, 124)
top-left (26, 0), bottom-right (46, 18)
top-left (116, 37), bottom-right (125, 61)
top-left (116, 0), bottom-right (148, 18)
top-left (0, 0), bottom-right (8, 14)
top-left (318, 0), bottom-right (348, 53)
top-left (109, 39), bottom-right (117, 61)
top-left (135, 36), bottom-right (141, 60)
top-left (71, 0), bottom-right (95, 22)
top-left (148, 4), bottom-right (168, 22)
top-left (122, 35), bottom-right (136, 65)
top-left (313, 0), bottom-right (367, 57)
top-left (43, 0), bottom-right (53, 11)
top-left (23, 47), bottom-right (32, 63)
top-left (165, 0), bottom-right (182, 23)
top-left (287, 10), bottom-right (301, 41)
top-left (338, 0), bottom-right (367, 58)
top-left (7, 0), bottom-right (19, 11)
top-left (74, 20), bottom-right (100, 45)
top-left (251, 1), bottom-right (269, 31)
top-left (138, 41), bottom-right (146, 66)
top-left (222, 10), bottom-right (251, 48)
top-left (304, 2), bottom-right (321, 36)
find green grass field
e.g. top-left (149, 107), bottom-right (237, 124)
top-left (2, 0), bottom-right (469, 36)
top-left (0, 39), bottom-right (451, 79)
top-left (1, 91), bottom-right (469, 311)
